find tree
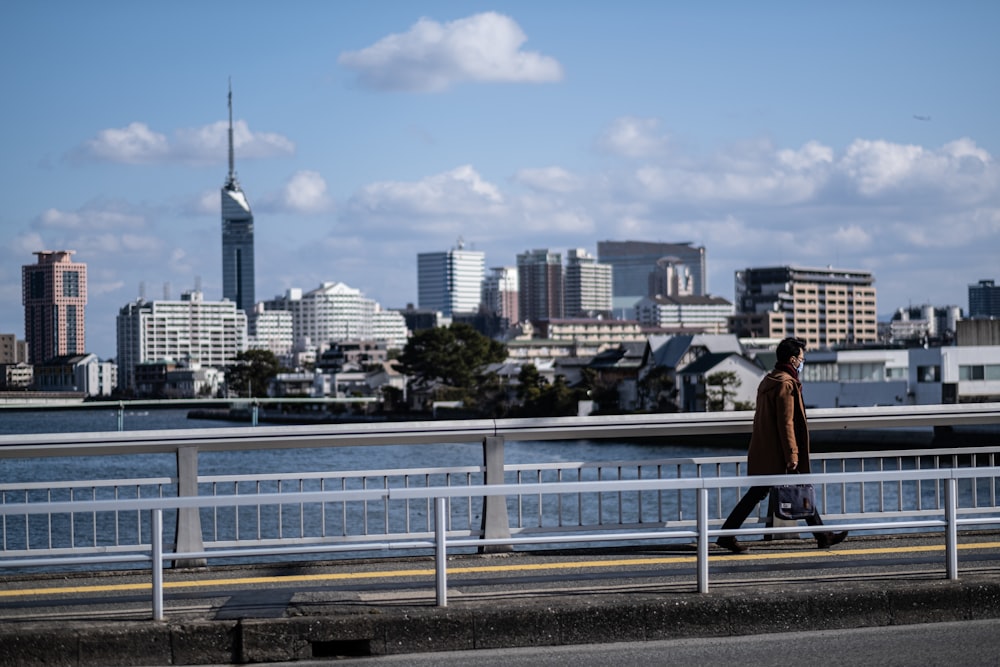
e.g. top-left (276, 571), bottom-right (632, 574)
top-left (705, 371), bottom-right (742, 412)
top-left (226, 349), bottom-right (282, 398)
top-left (394, 323), bottom-right (507, 409)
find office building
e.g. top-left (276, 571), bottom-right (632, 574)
top-left (481, 266), bottom-right (519, 325)
top-left (597, 240), bottom-right (707, 306)
top-left (116, 290), bottom-right (248, 393)
top-left (517, 249), bottom-right (563, 322)
top-left (732, 265), bottom-right (878, 349)
top-left (221, 84), bottom-right (255, 313)
top-left (564, 249), bottom-right (613, 318)
top-left (969, 280), bottom-right (1000, 319)
top-left (22, 250), bottom-right (87, 364)
top-left (417, 241), bottom-right (485, 316)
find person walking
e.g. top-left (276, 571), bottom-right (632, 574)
top-left (717, 337), bottom-right (847, 554)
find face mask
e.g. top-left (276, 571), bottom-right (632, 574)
top-left (797, 361), bottom-right (804, 374)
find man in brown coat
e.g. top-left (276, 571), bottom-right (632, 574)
top-left (716, 337), bottom-right (847, 554)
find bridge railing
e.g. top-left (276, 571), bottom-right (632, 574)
top-left (0, 403), bottom-right (998, 562)
top-left (1, 465), bottom-right (998, 619)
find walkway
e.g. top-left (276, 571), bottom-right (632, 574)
top-left (2, 531), bottom-right (999, 666)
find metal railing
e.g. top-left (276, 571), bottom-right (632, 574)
top-left (1, 465), bottom-right (998, 619)
top-left (3, 446), bottom-right (998, 558)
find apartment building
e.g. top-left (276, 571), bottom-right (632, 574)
top-left (116, 290), bottom-right (247, 393)
top-left (564, 249), bottom-right (613, 318)
top-left (732, 265), bottom-right (878, 349)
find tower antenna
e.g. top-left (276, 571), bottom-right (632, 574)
top-left (227, 78), bottom-right (237, 188)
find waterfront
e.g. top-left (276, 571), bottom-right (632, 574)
top-left (0, 407), bottom-right (746, 484)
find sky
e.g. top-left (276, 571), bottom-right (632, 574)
top-left (2, 1), bottom-right (999, 360)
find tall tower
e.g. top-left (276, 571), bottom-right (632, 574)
top-left (417, 239), bottom-right (485, 316)
top-left (564, 248), bottom-right (612, 318)
top-left (516, 249), bottom-right (563, 323)
top-left (221, 81), bottom-right (255, 314)
top-left (22, 250), bottom-right (88, 364)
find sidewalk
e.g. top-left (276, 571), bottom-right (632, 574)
top-left (2, 534), bottom-right (1000, 666)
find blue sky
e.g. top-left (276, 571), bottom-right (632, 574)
top-left (3, 1), bottom-right (998, 359)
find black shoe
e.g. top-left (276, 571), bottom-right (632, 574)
top-left (817, 531), bottom-right (848, 549)
top-left (717, 536), bottom-right (749, 554)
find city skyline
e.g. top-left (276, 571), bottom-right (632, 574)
top-left (3, 3), bottom-right (998, 360)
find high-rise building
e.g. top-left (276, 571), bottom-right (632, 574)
top-left (564, 249), bottom-right (613, 318)
top-left (481, 266), bottom-right (519, 325)
top-left (221, 83), bottom-right (255, 314)
top-left (732, 265), bottom-right (878, 349)
top-left (969, 279), bottom-right (1000, 319)
top-left (115, 290), bottom-right (248, 393)
top-left (22, 250), bottom-right (87, 364)
top-left (417, 240), bottom-right (485, 316)
top-left (264, 282), bottom-right (409, 353)
top-left (517, 249), bottom-right (563, 322)
top-left (248, 303), bottom-right (295, 362)
top-left (597, 240), bottom-right (707, 304)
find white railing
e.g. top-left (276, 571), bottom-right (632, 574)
top-left (3, 447), bottom-right (998, 558)
top-left (1, 465), bottom-right (998, 619)
top-left (1, 404), bottom-right (998, 561)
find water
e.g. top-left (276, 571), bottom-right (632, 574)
top-left (0, 408), bottom-right (745, 483)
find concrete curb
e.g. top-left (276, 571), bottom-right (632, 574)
top-left (3, 574), bottom-right (1000, 666)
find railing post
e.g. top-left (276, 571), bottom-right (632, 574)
top-left (944, 476), bottom-right (958, 580)
top-left (173, 446), bottom-right (205, 568)
top-left (697, 486), bottom-right (709, 593)
top-left (151, 508), bottom-right (164, 621)
top-left (435, 497), bottom-right (448, 607)
top-left (479, 435), bottom-right (512, 553)
top-left (117, 401), bottom-right (125, 431)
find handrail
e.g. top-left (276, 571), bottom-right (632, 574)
top-left (1, 402), bottom-right (998, 459)
top-left (2, 466), bottom-right (997, 618)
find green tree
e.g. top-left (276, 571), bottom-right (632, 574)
top-left (226, 349), bottom-right (282, 398)
top-left (705, 371), bottom-right (742, 412)
top-left (394, 323), bottom-right (507, 408)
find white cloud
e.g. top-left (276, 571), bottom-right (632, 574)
top-left (36, 202), bottom-right (146, 231)
top-left (280, 170), bottom-right (333, 214)
top-left (598, 117), bottom-right (670, 158)
top-left (76, 120), bottom-right (294, 165)
top-left (82, 122), bottom-right (170, 164)
top-left (838, 137), bottom-right (996, 200)
top-left (338, 12), bottom-right (564, 92)
top-left (348, 165), bottom-right (505, 220)
top-left (513, 166), bottom-right (582, 193)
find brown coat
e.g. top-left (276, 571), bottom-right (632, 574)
top-left (746, 369), bottom-right (811, 475)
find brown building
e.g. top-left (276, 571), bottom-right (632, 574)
top-left (732, 265), bottom-right (877, 349)
top-left (22, 250), bottom-right (87, 364)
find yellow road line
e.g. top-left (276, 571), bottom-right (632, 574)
top-left (3, 541), bottom-right (998, 599)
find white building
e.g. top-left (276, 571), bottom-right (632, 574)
top-left (115, 290), bottom-right (247, 393)
top-left (564, 249), bottom-right (613, 317)
top-left (417, 241), bottom-right (485, 316)
top-left (798, 345), bottom-right (1000, 408)
top-left (481, 266), bottom-right (519, 324)
top-left (635, 295), bottom-right (734, 333)
top-left (264, 283), bottom-right (409, 356)
top-left (248, 303), bottom-right (294, 362)
top-left (371, 305), bottom-right (409, 350)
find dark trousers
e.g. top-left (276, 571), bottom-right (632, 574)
top-left (721, 485), bottom-right (826, 542)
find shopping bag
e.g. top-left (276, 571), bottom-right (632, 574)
top-left (772, 483), bottom-right (816, 520)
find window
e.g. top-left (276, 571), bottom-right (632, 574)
top-left (917, 365), bottom-right (940, 383)
top-left (960, 365), bottom-right (1000, 381)
top-left (63, 271), bottom-right (80, 297)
